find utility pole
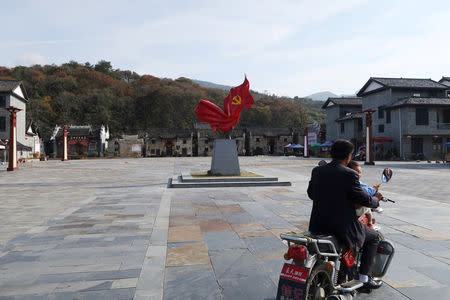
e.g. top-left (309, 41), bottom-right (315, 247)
top-left (363, 109), bottom-right (376, 165)
top-left (6, 106), bottom-right (22, 171)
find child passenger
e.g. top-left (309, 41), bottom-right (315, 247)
top-left (347, 160), bottom-right (379, 228)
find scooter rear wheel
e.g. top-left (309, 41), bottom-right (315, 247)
top-left (306, 264), bottom-right (333, 300)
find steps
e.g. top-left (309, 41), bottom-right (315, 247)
top-left (167, 174), bottom-right (291, 188)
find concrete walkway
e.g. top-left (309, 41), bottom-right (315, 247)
top-left (0, 157), bottom-right (449, 299)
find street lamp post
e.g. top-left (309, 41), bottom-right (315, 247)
top-left (304, 127), bottom-right (309, 158)
top-left (6, 106), bottom-right (22, 171)
top-left (62, 125), bottom-right (68, 161)
top-left (363, 109), bottom-right (376, 165)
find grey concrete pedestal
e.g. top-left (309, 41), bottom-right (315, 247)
top-left (210, 139), bottom-right (240, 176)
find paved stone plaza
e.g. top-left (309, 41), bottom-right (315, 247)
top-left (0, 157), bottom-right (449, 299)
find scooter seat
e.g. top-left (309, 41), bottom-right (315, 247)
top-left (301, 231), bottom-right (345, 254)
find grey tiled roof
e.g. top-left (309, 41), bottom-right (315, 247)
top-left (372, 77), bottom-right (447, 89)
top-left (17, 141), bottom-right (32, 151)
top-left (0, 80), bottom-right (28, 102)
top-left (147, 128), bottom-right (193, 139)
top-left (0, 80), bottom-right (21, 92)
top-left (322, 97), bottom-right (362, 109)
top-left (247, 127), bottom-right (293, 136)
top-left (54, 125), bottom-right (94, 138)
top-left (390, 97), bottom-right (450, 108)
top-left (336, 112), bottom-right (364, 122)
top-left (439, 77), bottom-right (450, 86)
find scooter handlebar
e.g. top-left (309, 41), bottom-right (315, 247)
top-left (381, 197), bottom-right (395, 203)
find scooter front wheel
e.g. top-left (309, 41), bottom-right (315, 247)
top-left (306, 264), bottom-right (334, 300)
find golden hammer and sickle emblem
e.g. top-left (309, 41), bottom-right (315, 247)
top-left (232, 95), bottom-right (242, 105)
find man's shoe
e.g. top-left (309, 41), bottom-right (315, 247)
top-left (357, 278), bottom-right (383, 293)
top-left (373, 207), bottom-right (383, 213)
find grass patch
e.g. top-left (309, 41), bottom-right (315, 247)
top-left (190, 171), bottom-right (263, 178)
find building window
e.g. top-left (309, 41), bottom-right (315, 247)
top-left (183, 139), bottom-right (187, 144)
top-left (416, 108), bottom-right (429, 125)
top-left (204, 147), bottom-right (209, 152)
top-left (151, 139), bottom-right (155, 144)
top-left (0, 116), bottom-right (5, 131)
top-left (378, 124), bottom-right (384, 133)
top-left (150, 149), bottom-right (155, 154)
top-left (443, 109), bottom-right (450, 123)
top-left (284, 138), bottom-right (287, 142)
top-left (0, 96), bottom-right (5, 107)
top-left (256, 138), bottom-right (260, 142)
top-left (357, 119), bottom-right (363, 131)
top-left (378, 107), bottom-right (384, 119)
top-left (386, 109), bottom-right (391, 124)
top-left (340, 123), bottom-right (345, 133)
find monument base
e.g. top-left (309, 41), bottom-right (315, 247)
top-left (210, 139), bottom-right (240, 176)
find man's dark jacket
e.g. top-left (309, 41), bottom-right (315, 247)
top-left (307, 160), bottom-right (379, 249)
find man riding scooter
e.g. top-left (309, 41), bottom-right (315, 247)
top-left (307, 139), bottom-right (384, 293)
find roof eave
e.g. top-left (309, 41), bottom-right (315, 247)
top-left (11, 92), bottom-right (28, 103)
top-left (357, 86), bottom-right (388, 97)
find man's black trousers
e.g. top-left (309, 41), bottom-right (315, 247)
top-left (359, 226), bottom-right (380, 275)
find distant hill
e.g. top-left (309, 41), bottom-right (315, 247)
top-left (192, 79), bottom-right (232, 91)
top-left (305, 91), bottom-right (338, 101)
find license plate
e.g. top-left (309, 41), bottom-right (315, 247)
top-left (276, 263), bottom-right (310, 300)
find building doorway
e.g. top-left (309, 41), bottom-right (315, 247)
top-left (165, 141), bottom-right (174, 156)
top-left (411, 137), bottom-right (423, 159)
top-left (267, 137), bottom-right (277, 155)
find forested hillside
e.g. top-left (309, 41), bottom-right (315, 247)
top-left (0, 61), bottom-right (324, 136)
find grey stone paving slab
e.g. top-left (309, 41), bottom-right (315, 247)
top-left (163, 265), bottom-right (222, 300)
top-left (209, 248), bottom-right (276, 300)
top-left (256, 259), bottom-right (285, 285)
top-left (0, 252), bottom-right (40, 264)
top-left (50, 287), bottom-right (135, 300)
top-left (398, 286), bottom-right (450, 300)
top-left (354, 283), bottom-right (410, 299)
top-left (34, 268), bottom-right (141, 284)
top-left (203, 231), bottom-right (245, 251)
top-left (222, 213), bottom-right (256, 224)
top-left (196, 214), bottom-right (224, 220)
top-left (239, 203), bottom-right (294, 229)
top-left (244, 236), bottom-right (286, 255)
top-left (412, 265), bottom-right (450, 286)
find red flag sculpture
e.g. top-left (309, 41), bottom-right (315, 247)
top-left (195, 76), bottom-right (254, 132)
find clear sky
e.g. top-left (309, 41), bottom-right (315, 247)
top-left (2, 0), bottom-right (450, 97)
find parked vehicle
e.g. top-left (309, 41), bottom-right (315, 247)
top-left (276, 168), bottom-right (395, 300)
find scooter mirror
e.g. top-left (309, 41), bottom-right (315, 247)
top-left (382, 168), bottom-right (393, 183)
